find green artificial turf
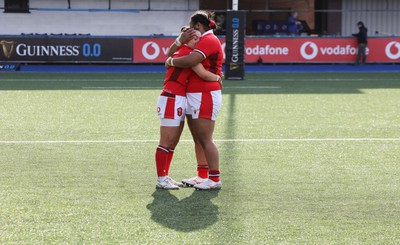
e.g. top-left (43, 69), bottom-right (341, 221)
top-left (1, 72), bottom-right (399, 244)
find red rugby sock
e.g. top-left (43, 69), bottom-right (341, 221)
top-left (197, 165), bottom-right (209, 178)
top-left (209, 170), bottom-right (220, 182)
top-left (166, 148), bottom-right (175, 176)
top-left (155, 145), bottom-right (169, 177)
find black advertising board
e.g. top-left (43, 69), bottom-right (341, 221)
top-left (225, 10), bottom-right (246, 79)
top-left (0, 36), bottom-right (133, 63)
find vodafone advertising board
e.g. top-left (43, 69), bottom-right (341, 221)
top-left (134, 37), bottom-right (400, 63)
top-left (133, 37), bottom-right (226, 62)
top-left (134, 38), bottom-right (174, 62)
top-left (245, 38), bottom-right (400, 63)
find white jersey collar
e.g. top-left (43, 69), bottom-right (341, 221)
top-left (202, 30), bottom-right (214, 37)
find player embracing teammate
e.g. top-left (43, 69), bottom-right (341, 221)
top-left (155, 10), bottom-right (224, 190)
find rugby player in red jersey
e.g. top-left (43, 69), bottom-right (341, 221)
top-left (166, 10), bottom-right (224, 190)
top-left (155, 30), bottom-right (223, 190)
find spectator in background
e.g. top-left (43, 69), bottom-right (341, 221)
top-left (214, 13), bottom-right (226, 35)
top-left (352, 21), bottom-right (368, 65)
top-left (288, 11), bottom-right (302, 35)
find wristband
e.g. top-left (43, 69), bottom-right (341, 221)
top-left (174, 38), bottom-right (182, 47)
top-left (170, 58), bottom-right (175, 67)
top-left (166, 57), bottom-right (173, 67)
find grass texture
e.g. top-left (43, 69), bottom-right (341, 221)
top-left (1, 72), bottom-right (399, 244)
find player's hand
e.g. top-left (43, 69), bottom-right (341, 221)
top-left (219, 72), bottom-right (225, 80)
top-left (218, 72), bottom-right (224, 88)
top-left (178, 28), bottom-right (197, 44)
top-left (165, 57), bottom-right (173, 68)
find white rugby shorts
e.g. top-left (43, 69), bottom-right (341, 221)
top-left (156, 94), bottom-right (186, 126)
top-left (186, 90), bottom-right (222, 120)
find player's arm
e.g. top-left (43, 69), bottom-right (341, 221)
top-left (166, 51), bottom-right (204, 68)
top-left (191, 64), bottom-right (222, 83)
top-left (167, 28), bottom-right (197, 57)
top-left (167, 43), bottom-right (180, 57)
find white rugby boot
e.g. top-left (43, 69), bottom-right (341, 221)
top-left (194, 179), bottom-right (222, 190)
top-left (181, 176), bottom-right (206, 187)
top-left (156, 177), bottom-right (179, 190)
top-left (166, 176), bottom-right (183, 187)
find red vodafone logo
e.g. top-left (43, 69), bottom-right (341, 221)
top-left (385, 41), bottom-right (400, 60)
top-left (300, 41), bottom-right (318, 60)
top-left (142, 41), bottom-right (160, 60)
top-left (133, 38), bottom-right (174, 62)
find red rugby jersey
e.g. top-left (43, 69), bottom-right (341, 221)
top-left (187, 30), bottom-right (223, 93)
top-left (163, 45), bottom-right (193, 96)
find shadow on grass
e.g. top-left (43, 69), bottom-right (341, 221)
top-left (146, 189), bottom-right (220, 232)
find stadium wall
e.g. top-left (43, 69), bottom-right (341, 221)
top-left (0, 0), bottom-right (198, 36)
top-left (1, 0), bottom-right (400, 37)
top-left (341, 0), bottom-right (400, 37)
top-left (0, 11), bottom-right (194, 36)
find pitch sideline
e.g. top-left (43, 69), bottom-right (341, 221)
top-left (1, 138), bottom-right (400, 144)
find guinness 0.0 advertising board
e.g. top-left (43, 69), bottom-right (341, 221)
top-left (0, 36), bottom-right (133, 63)
top-left (225, 10), bottom-right (246, 79)
top-left (2, 36), bottom-right (398, 64)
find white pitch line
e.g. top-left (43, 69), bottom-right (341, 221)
top-left (1, 79), bottom-right (156, 82)
top-left (81, 87), bottom-right (159, 89)
top-left (250, 78), bottom-right (400, 81)
top-left (3, 78), bottom-right (399, 83)
top-left (216, 138), bottom-right (400, 142)
top-left (1, 138), bottom-right (400, 144)
top-left (81, 86), bottom-right (281, 89)
top-left (224, 86), bottom-right (281, 89)
top-left (0, 139), bottom-right (159, 144)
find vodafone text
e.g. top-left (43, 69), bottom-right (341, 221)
top-left (246, 44), bottom-right (368, 56)
top-left (319, 45), bottom-right (369, 55)
top-left (246, 45), bottom-right (289, 56)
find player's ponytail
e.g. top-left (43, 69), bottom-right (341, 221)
top-left (208, 20), bottom-right (217, 30)
top-left (190, 10), bottom-right (216, 31)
